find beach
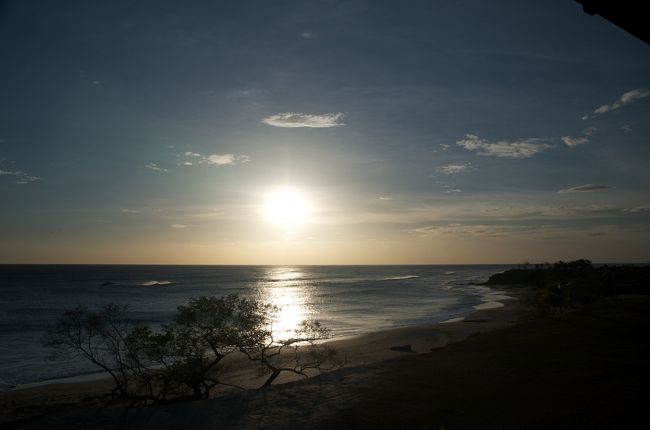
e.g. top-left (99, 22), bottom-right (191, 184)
top-left (0, 286), bottom-right (525, 427)
top-left (0, 264), bottom-right (512, 388)
top-left (3, 289), bottom-right (649, 429)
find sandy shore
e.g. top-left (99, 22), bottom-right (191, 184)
top-left (0, 287), bottom-right (527, 426)
top-left (4, 291), bottom-right (650, 429)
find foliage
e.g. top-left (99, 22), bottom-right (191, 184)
top-left (535, 284), bottom-right (565, 315)
top-left (486, 259), bottom-right (650, 314)
top-left (240, 318), bottom-right (338, 387)
top-left (45, 294), bottom-right (337, 405)
top-left (45, 304), bottom-right (173, 405)
top-left (163, 295), bottom-right (273, 399)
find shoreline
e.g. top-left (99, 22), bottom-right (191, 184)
top-left (5, 293), bottom-right (649, 429)
top-left (325, 287), bottom-right (523, 369)
top-left (0, 284), bottom-right (515, 396)
top-left (0, 285), bottom-right (528, 425)
top-left (5, 286), bottom-right (521, 393)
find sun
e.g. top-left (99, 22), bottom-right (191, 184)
top-left (263, 187), bottom-right (311, 225)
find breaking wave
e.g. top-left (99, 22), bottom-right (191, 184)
top-left (139, 280), bottom-right (173, 287)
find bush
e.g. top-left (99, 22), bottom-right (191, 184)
top-left (535, 284), bottom-right (565, 315)
top-left (487, 259), bottom-right (650, 315)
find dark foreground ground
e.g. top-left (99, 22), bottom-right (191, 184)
top-left (315, 296), bottom-right (650, 429)
top-left (6, 296), bottom-right (650, 429)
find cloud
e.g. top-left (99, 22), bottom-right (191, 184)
top-left (145, 163), bottom-right (167, 172)
top-left (561, 127), bottom-right (595, 147)
top-left (590, 88), bottom-right (650, 117)
top-left (227, 88), bottom-right (261, 101)
top-left (409, 222), bottom-right (637, 240)
top-left (301, 31), bottom-right (313, 39)
top-left (179, 152), bottom-right (251, 166)
top-left (378, 196), bottom-right (393, 200)
top-left (411, 223), bottom-right (531, 238)
top-left (444, 188), bottom-right (463, 194)
top-left (439, 163), bottom-right (472, 174)
top-left (121, 208), bottom-right (140, 213)
top-left (171, 224), bottom-right (187, 229)
top-left (202, 154), bottom-right (251, 165)
top-left (0, 169), bottom-right (40, 184)
top-left (262, 112), bottom-right (344, 128)
top-left (624, 204), bottom-right (650, 213)
top-left (558, 184), bottom-right (609, 193)
top-left (561, 136), bottom-right (589, 147)
top-left (456, 134), bottom-right (551, 158)
top-left (317, 199), bottom-right (648, 229)
top-left (15, 174), bottom-right (40, 184)
top-left (622, 123), bottom-right (633, 132)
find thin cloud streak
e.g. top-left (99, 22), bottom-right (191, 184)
top-left (561, 136), bottom-right (588, 147)
top-left (439, 163), bottom-right (472, 174)
top-left (262, 112), bottom-right (344, 128)
top-left (0, 169), bottom-right (40, 184)
top-left (558, 184), bottom-right (610, 193)
top-left (145, 163), bottom-right (167, 172)
top-left (178, 152), bottom-right (251, 166)
top-left (312, 201), bottom-right (641, 227)
top-left (411, 223), bottom-right (541, 238)
top-left (456, 134), bottom-right (551, 158)
top-left (408, 222), bottom-right (645, 241)
top-left (624, 205), bottom-right (650, 213)
top-left (586, 88), bottom-right (650, 119)
top-left (202, 154), bottom-right (251, 165)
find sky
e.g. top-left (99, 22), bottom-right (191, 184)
top-left (1, 0), bottom-right (649, 264)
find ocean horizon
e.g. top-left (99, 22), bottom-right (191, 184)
top-left (0, 264), bottom-right (514, 388)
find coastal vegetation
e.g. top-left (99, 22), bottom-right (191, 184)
top-left (44, 295), bottom-right (337, 406)
top-left (486, 259), bottom-right (650, 313)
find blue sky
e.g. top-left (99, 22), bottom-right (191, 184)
top-left (1, 0), bottom-right (649, 263)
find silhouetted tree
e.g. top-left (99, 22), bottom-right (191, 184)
top-left (45, 304), bottom-right (172, 405)
top-left (45, 295), bottom-right (338, 404)
top-left (163, 295), bottom-right (272, 399)
top-left (240, 316), bottom-right (338, 387)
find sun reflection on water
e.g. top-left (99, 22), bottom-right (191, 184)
top-left (256, 267), bottom-right (312, 339)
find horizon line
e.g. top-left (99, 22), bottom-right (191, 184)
top-left (1, 261), bottom-right (647, 267)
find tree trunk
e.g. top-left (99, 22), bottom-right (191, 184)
top-left (262, 369), bottom-right (281, 387)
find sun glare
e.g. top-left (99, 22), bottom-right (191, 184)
top-left (263, 187), bottom-right (311, 225)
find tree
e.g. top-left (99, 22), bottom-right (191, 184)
top-left (239, 313), bottom-right (339, 387)
top-left (162, 295), bottom-right (273, 399)
top-left (45, 294), bottom-right (338, 404)
top-left (45, 304), bottom-right (172, 405)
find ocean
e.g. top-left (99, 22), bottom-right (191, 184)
top-left (0, 264), bottom-right (512, 388)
